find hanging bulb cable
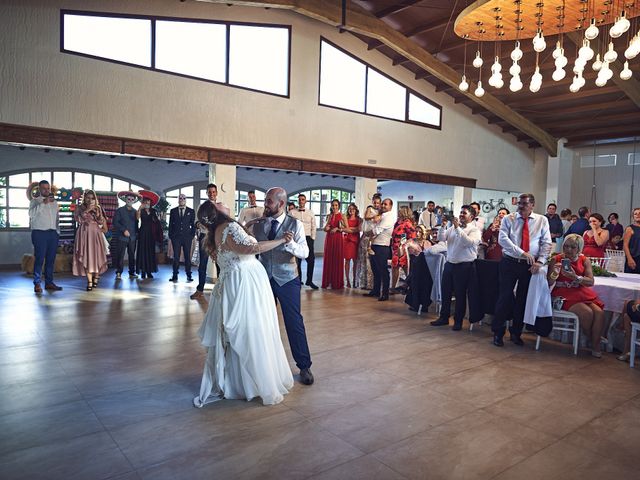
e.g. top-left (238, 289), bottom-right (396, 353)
top-left (459, 35), bottom-right (470, 91)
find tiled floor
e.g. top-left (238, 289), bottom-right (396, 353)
top-left (1, 265), bottom-right (639, 480)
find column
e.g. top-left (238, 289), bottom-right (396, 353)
top-left (452, 186), bottom-right (472, 214)
top-left (354, 177), bottom-right (378, 214)
top-left (545, 138), bottom-right (573, 210)
top-left (207, 162), bottom-right (236, 280)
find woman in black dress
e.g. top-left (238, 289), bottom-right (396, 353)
top-left (136, 197), bottom-right (161, 278)
top-left (404, 225), bottom-right (434, 313)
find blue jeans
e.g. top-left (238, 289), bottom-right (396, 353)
top-left (32, 229), bottom-right (58, 285)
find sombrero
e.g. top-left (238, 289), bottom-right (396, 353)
top-left (117, 191), bottom-right (142, 203)
top-left (138, 190), bottom-right (160, 207)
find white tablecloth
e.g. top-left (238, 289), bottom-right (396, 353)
top-left (592, 273), bottom-right (640, 314)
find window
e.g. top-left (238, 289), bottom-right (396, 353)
top-left (580, 154), bottom-right (617, 168)
top-left (61, 11), bottom-right (291, 97)
top-left (62, 13), bottom-right (152, 67)
top-left (166, 186), bottom-right (195, 211)
top-left (319, 38), bottom-right (441, 128)
top-left (629, 152), bottom-right (640, 166)
top-left (235, 189), bottom-right (265, 217)
top-left (0, 170), bottom-right (145, 230)
top-left (289, 188), bottom-right (355, 229)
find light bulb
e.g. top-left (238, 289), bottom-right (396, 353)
top-left (555, 55), bottom-right (568, 68)
top-left (625, 44), bottom-right (638, 60)
top-left (573, 63), bottom-right (585, 75)
top-left (578, 39), bottom-right (594, 61)
top-left (585, 19), bottom-right (599, 40)
top-left (552, 68), bottom-right (566, 81)
top-left (552, 41), bottom-right (562, 59)
top-left (494, 78), bottom-right (504, 89)
top-left (595, 76), bottom-right (607, 87)
top-left (474, 81), bottom-right (485, 97)
top-left (533, 31), bottom-right (546, 53)
top-left (576, 74), bottom-right (586, 88)
top-left (603, 42), bottom-right (618, 63)
top-left (491, 56), bottom-right (502, 73)
top-left (610, 24), bottom-right (623, 39)
top-left (569, 83), bottom-right (580, 93)
top-left (615, 11), bottom-right (631, 36)
top-left (509, 61), bottom-right (521, 76)
top-left (592, 54), bottom-right (603, 71)
top-left (603, 66), bottom-right (614, 80)
top-left (509, 76), bottom-right (523, 92)
top-left (621, 61), bottom-right (633, 80)
top-left (510, 41), bottom-right (523, 61)
top-left (529, 81), bottom-right (541, 93)
top-left (458, 75), bottom-right (469, 92)
top-left (473, 51), bottom-right (483, 68)
top-left (488, 75), bottom-right (497, 87)
top-left (531, 66), bottom-right (542, 84)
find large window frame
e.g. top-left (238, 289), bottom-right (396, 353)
top-left (60, 10), bottom-right (292, 98)
top-left (0, 169), bottom-right (146, 230)
top-left (318, 37), bottom-right (442, 130)
top-left (289, 187), bottom-right (355, 229)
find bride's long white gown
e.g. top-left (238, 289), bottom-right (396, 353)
top-left (194, 222), bottom-right (294, 406)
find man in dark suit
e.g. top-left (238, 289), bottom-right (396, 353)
top-left (168, 194), bottom-right (195, 282)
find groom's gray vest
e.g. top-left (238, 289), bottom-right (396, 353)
top-left (254, 215), bottom-right (299, 286)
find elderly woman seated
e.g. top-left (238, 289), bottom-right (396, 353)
top-left (548, 233), bottom-right (606, 357)
top-left (617, 300), bottom-right (640, 363)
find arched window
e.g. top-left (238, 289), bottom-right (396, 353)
top-left (289, 188), bottom-right (355, 228)
top-left (0, 169), bottom-right (145, 229)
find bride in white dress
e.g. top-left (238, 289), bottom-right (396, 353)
top-left (193, 202), bottom-right (294, 407)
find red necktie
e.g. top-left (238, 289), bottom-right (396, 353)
top-left (521, 217), bottom-right (530, 253)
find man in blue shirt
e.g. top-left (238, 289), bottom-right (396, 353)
top-left (565, 206), bottom-right (590, 237)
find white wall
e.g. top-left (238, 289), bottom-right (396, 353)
top-left (0, 0), bottom-right (542, 194)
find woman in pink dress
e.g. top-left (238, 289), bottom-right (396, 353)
top-left (582, 213), bottom-right (609, 258)
top-left (72, 190), bottom-right (108, 290)
top-left (322, 199), bottom-right (346, 289)
top-left (548, 234), bottom-right (606, 357)
top-left (342, 203), bottom-right (362, 288)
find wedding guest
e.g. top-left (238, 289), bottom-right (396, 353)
top-left (354, 194), bottom-right (380, 290)
top-left (404, 225), bottom-right (433, 313)
top-left (430, 205), bottom-right (482, 330)
top-left (342, 203), bottom-right (362, 288)
top-left (419, 201), bottom-right (437, 229)
top-left (364, 198), bottom-right (394, 301)
top-left (237, 190), bottom-right (264, 226)
top-left (136, 195), bottom-right (161, 279)
top-left (492, 193), bottom-right (552, 347)
top-left (290, 193), bottom-right (318, 289)
top-left (482, 208), bottom-right (509, 261)
top-left (582, 213), bottom-right (609, 258)
top-left (565, 206), bottom-right (590, 236)
top-left (617, 300), bottom-right (640, 363)
top-left (28, 180), bottom-right (62, 293)
top-left (560, 208), bottom-right (573, 233)
top-left (287, 202), bottom-right (296, 212)
top-left (570, 214), bottom-right (579, 224)
top-left (623, 207), bottom-right (640, 273)
top-left (113, 191), bottom-right (141, 280)
top-left (191, 183), bottom-right (226, 300)
top-left (548, 234), bottom-right (606, 357)
top-left (390, 206), bottom-right (416, 293)
top-left (322, 199), bottom-right (346, 289)
top-left (168, 194), bottom-right (195, 282)
top-left (470, 202), bottom-right (485, 230)
top-left (545, 203), bottom-right (564, 249)
top-left (72, 189), bottom-right (108, 290)
top-left (606, 213), bottom-right (624, 250)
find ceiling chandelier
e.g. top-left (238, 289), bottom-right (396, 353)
top-left (454, 0), bottom-right (640, 96)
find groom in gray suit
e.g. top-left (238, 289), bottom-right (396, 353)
top-left (248, 187), bottom-right (314, 385)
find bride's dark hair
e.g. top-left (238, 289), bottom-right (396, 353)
top-left (197, 201), bottom-right (237, 257)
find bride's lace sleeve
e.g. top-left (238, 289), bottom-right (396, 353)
top-left (223, 222), bottom-right (261, 255)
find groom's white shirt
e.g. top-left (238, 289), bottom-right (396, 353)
top-left (264, 212), bottom-right (309, 259)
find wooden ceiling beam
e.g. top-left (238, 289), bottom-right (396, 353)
top-left (368, 18), bottom-right (450, 51)
top-left (374, 0), bottom-right (422, 19)
top-left (524, 99), bottom-right (632, 116)
top-left (566, 31), bottom-right (640, 108)
top-left (539, 112), bottom-right (640, 130)
top-left (195, 0), bottom-right (558, 156)
top-left (496, 86), bottom-right (620, 107)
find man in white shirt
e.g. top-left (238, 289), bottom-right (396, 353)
top-left (470, 202), bottom-right (486, 231)
top-left (237, 190), bottom-right (264, 226)
top-left (28, 180), bottom-right (62, 293)
top-left (419, 201), bottom-right (437, 229)
top-left (430, 205), bottom-right (482, 330)
top-left (363, 198), bottom-right (394, 301)
top-left (247, 187), bottom-right (314, 385)
top-left (492, 193), bottom-right (552, 347)
top-left (290, 193), bottom-right (318, 289)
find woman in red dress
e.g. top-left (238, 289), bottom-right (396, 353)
top-left (548, 233), bottom-right (606, 357)
top-left (481, 208), bottom-right (509, 260)
top-left (342, 203), bottom-right (362, 288)
top-left (582, 213), bottom-right (609, 258)
top-left (322, 199), bottom-right (347, 289)
top-left (391, 206), bottom-right (417, 293)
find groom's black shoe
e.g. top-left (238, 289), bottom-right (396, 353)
top-left (363, 291), bottom-right (378, 297)
top-left (306, 282), bottom-right (319, 290)
top-left (430, 317), bottom-right (449, 327)
top-left (300, 368), bottom-right (314, 385)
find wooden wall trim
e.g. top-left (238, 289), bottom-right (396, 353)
top-left (0, 123), bottom-right (476, 188)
